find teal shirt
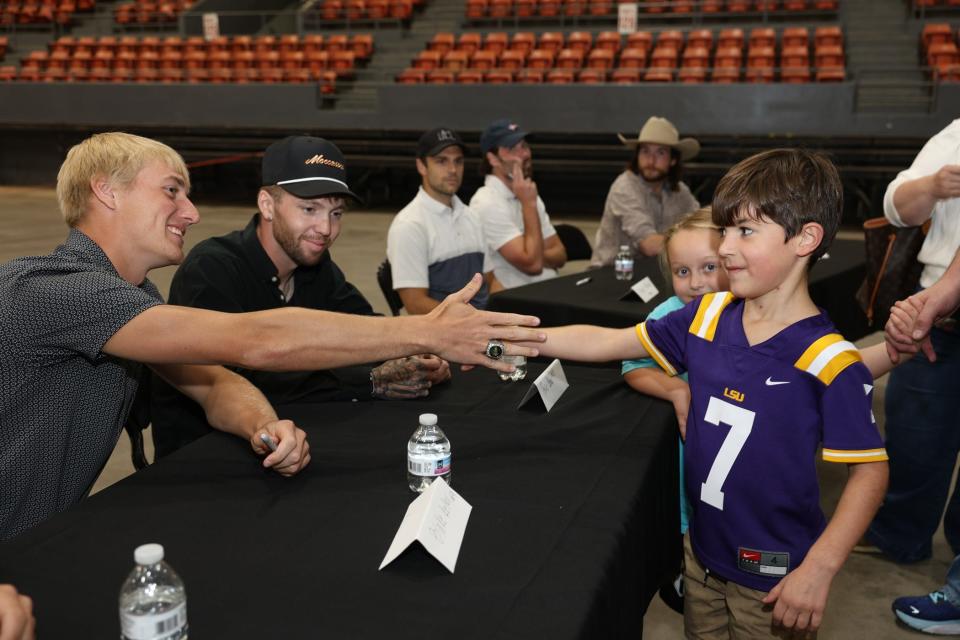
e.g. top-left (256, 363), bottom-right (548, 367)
top-left (622, 294), bottom-right (691, 534)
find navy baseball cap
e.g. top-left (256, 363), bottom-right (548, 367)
top-left (417, 127), bottom-right (466, 158)
top-left (479, 119), bottom-right (529, 154)
top-left (262, 135), bottom-right (361, 202)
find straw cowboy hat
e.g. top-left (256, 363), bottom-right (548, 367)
top-left (618, 116), bottom-right (700, 161)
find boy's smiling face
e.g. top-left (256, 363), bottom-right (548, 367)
top-left (719, 206), bottom-right (811, 300)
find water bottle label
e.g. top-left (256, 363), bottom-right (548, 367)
top-left (408, 453), bottom-right (451, 477)
top-left (615, 258), bottom-right (634, 272)
top-left (121, 602), bottom-right (187, 640)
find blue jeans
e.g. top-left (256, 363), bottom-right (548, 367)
top-left (867, 326), bottom-right (960, 563)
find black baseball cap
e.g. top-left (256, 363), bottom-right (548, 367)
top-left (261, 135), bottom-right (361, 202)
top-left (417, 127), bottom-right (465, 158)
top-left (479, 119), bottom-right (529, 154)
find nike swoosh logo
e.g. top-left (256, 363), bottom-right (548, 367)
top-left (910, 606), bottom-right (920, 614)
top-left (765, 377), bottom-right (790, 386)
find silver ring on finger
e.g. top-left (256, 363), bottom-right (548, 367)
top-left (485, 339), bottom-right (505, 360)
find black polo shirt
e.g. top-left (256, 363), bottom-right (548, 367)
top-left (150, 213), bottom-right (379, 459)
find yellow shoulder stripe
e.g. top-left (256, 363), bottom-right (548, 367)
top-left (794, 333), bottom-right (862, 385)
top-left (635, 322), bottom-right (678, 377)
top-left (822, 448), bottom-right (888, 463)
top-left (688, 292), bottom-right (734, 342)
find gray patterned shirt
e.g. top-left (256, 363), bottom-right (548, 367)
top-left (0, 229), bottom-right (162, 540)
top-left (591, 170), bottom-right (699, 267)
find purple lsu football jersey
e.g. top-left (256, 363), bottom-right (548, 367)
top-left (636, 292), bottom-right (887, 591)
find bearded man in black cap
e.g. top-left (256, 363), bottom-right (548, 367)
top-left (150, 135), bottom-right (453, 458)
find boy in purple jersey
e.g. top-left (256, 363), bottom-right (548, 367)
top-left (521, 149), bottom-right (900, 637)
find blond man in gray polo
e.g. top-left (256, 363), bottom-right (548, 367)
top-left (591, 117), bottom-right (700, 266)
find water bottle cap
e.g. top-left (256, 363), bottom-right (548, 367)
top-left (134, 543), bottom-right (164, 565)
top-left (419, 413), bottom-right (437, 426)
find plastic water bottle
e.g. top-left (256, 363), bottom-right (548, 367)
top-left (407, 413), bottom-right (451, 493)
top-left (615, 245), bottom-right (634, 281)
top-left (498, 355), bottom-right (527, 382)
top-left (119, 544), bottom-right (188, 640)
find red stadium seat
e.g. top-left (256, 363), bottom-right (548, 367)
top-left (657, 30), bottom-right (684, 51)
top-left (712, 67), bottom-right (740, 82)
top-left (556, 48), bottom-right (584, 69)
top-left (681, 46), bottom-right (710, 68)
top-left (644, 67), bottom-right (673, 82)
top-left (687, 29), bottom-right (712, 51)
top-left (499, 49), bottom-right (526, 70)
top-left (429, 33), bottom-right (455, 53)
top-left (515, 69), bottom-right (544, 83)
top-left (814, 26), bottom-right (842, 49)
top-left (457, 70), bottom-right (484, 83)
top-left (484, 32), bottom-right (509, 54)
top-left (546, 69), bottom-right (575, 83)
top-left (539, 32), bottom-right (564, 53)
top-left (527, 48), bottom-right (555, 69)
top-left (538, 0), bottom-right (561, 17)
top-left (510, 32), bottom-right (537, 54)
top-left (488, 0), bottom-right (511, 16)
top-left (577, 68), bottom-right (605, 83)
top-left (471, 49), bottom-right (497, 70)
top-left (781, 66), bottom-right (810, 83)
top-left (486, 69), bottom-right (513, 83)
top-left (397, 67), bottom-right (426, 83)
top-left (618, 47), bottom-right (648, 69)
top-left (923, 24), bottom-right (953, 51)
top-left (465, 0), bottom-right (487, 17)
top-left (414, 50), bottom-right (443, 69)
top-left (815, 45), bottom-right (844, 68)
top-left (747, 46), bottom-right (775, 68)
top-left (625, 31), bottom-right (653, 53)
top-left (677, 67), bottom-right (706, 83)
top-left (611, 68), bottom-right (640, 83)
top-left (427, 69), bottom-right (455, 83)
top-left (748, 28), bottom-right (775, 50)
top-left (714, 46), bottom-right (743, 68)
top-left (781, 45), bottom-right (809, 68)
top-left (649, 45), bottom-right (678, 69)
top-left (595, 31), bottom-right (621, 53)
top-left (567, 31), bottom-right (592, 53)
top-left (457, 33), bottom-right (482, 55)
top-left (442, 49), bottom-right (470, 71)
top-left (587, 48), bottom-right (615, 70)
top-left (782, 27), bottom-right (808, 49)
top-left (815, 66), bottom-right (845, 82)
top-left (717, 28), bottom-right (744, 50)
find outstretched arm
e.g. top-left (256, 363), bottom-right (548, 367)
top-left (525, 325), bottom-right (648, 362)
top-left (106, 275), bottom-right (543, 373)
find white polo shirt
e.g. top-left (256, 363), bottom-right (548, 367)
top-left (884, 118), bottom-right (960, 289)
top-left (387, 187), bottom-right (493, 308)
top-left (469, 173), bottom-right (558, 289)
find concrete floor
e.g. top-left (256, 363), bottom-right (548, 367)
top-left (1, 184), bottom-right (954, 638)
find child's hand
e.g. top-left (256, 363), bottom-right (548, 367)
top-left (762, 558), bottom-right (834, 634)
top-left (669, 387), bottom-right (691, 440)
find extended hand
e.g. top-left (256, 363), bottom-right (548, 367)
top-left (931, 164), bottom-right (960, 200)
top-left (252, 419), bottom-right (311, 476)
top-left (425, 274), bottom-right (544, 373)
top-left (762, 560), bottom-right (833, 634)
top-left (0, 584), bottom-right (34, 640)
top-left (371, 354), bottom-right (452, 399)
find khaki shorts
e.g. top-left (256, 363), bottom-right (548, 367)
top-left (683, 535), bottom-right (816, 640)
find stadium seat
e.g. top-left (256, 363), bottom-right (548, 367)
top-left (457, 70), bottom-right (484, 83)
top-left (783, 0), bottom-right (807, 9)
top-left (499, 49), bottom-right (526, 70)
top-left (595, 31), bottom-right (621, 53)
top-left (538, 0), bottom-right (561, 16)
top-left (781, 45), bottom-right (809, 68)
top-left (619, 47), bottom-right (648, 69)
top-left (626, 31), bottom-right (653, 53)
top-left (714, 46), bottom-right (743, 68)
top-left (815, 45), bottom-right (844, 68)
top-left (745, 67), bottom-right (774, 82)
top-left (466, 0), bottom-right (487, 17)
top-left (563, 0), bottom-right (586, 17)
top-left (457, 33), bottom-right (482, 54)
top-left (539, 32), bottom-right (565, 53)
top-left (816, 66), bottom-right (845, 82)
top-left (923, 24), bottom-right (953, 50)
top-left (427, 69), bottom-right (455, 83)
top-left (649, 45), bottom-right (678, 69)
top-left (701, 0), bottom-right (723, 10)
top-left (682, 46), bottom-right (710, 68)
top-left (489, 0), bottom-right (512, 16)
top-left (546, 68), bottom-right (575, 83)
top-left (687, 29), bottom-right (712, 51)
top-left (397, 67), bottom-right (426, 83)
top-left (749, 28), bottom-right (776, 49)
top-left (657, 30), bottom-right (684, 51)
top-left (486, 69), bottom-right (513, 83)
top-left (577, 68), bottom-right (605, 83)
top-left (780, 66), bottom-right (810, 82)
top-left (782, 27), bottom-right (809, 49)
top-left (814, 26), bottom-right (842, 48)
top-left (414, 50), bottom-right (443, 69)
top-left (747, 45), bottom-right (775, 68)
top-left (611, 68), bottom-right (640, 83)
top-left (587, 0), bottom-right (612, 15)
top-left (429, 33), bottom-right (455, 53)
top-left (755, 0), bottom-right (778, 9)
top-left (527, 48), bottom-right (555, 69)
top-left (718, 28), bottom-right (744, 50)
top-left (556, 48), bottom-right (584, 69)
top-left (515, 69), bottom-right (544, 83)
top-left (515, 0), bottom-right (536, 16)
top-left (567, 31), bottom-right (592, 53)
top-left (677, 67), bottom-right (706, 83)
top-left (587, 48), bottom-right (615, 70)
top-left (351, 35), bottom-right (374, 58)
top-left (484, 32), bottom-right (509, 54)
top-left (712, 67), bottom-right (740, 82)
top-left (443, 50), bottom-right (470, 70)
top-left (471, 49), bottom-right (497, 69)
top-left (510, 32), bottom-right (537, 54)
top-left (644, 67), bottom-right (673, 82)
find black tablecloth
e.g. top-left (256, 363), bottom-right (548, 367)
top-left (490, 238), bottom-right (870, 340)
top-left (0, 364), bottom-right (679, 639)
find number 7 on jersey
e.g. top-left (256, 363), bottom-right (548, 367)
top-left (700, 396), bottom-right (756, 511)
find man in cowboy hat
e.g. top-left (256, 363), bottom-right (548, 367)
top-left (470, 118), bottom-right (567, 289)
top-left (591, 116), bottom-right (700, 266)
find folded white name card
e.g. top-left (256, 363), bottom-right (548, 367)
top-left (379, 478), bottom-right (472, 574)
top-left (517, 358), bottom-right (569, 412)
top-left (631, 276), bottom-right (659, 303)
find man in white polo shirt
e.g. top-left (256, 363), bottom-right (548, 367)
top-left (469, 118), bottom-right (566, 289)
top-left (388, 128), bottom-right (499, 314)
